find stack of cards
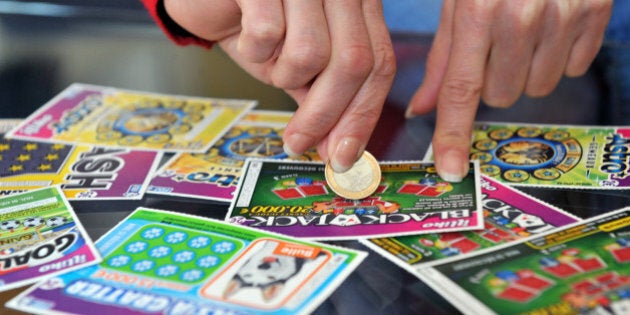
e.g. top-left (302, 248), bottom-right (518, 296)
top-left (0, 187), bottom-right (101, 292)
top-left (2, 84), bottom-right (630, 315)
top-left (2, 83), bottom-right (259, 200)
top-left (0, 84), bottom-right (364, 314)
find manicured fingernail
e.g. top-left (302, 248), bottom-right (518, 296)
top-left (405, 105), bottom-right (416, 119)
top-left (283, 133), bottom-right (310, 157)
top-left (331, 137), bottom-right (363, 173)
top-left (438, 151), bottom-right (468, 182)
top-left (283, 143), bottom-right (299, 157)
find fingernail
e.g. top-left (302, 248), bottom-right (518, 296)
top-left (331, 137), bottom-right (364, 173)
top-left (404, 105), bottom-right (416, 119)
top-left (283, 133), bottom-right (310, 157)
top-left (437, 151), bottom-right (468, 182)
top-left (283, 143), bottom-right (299, 157)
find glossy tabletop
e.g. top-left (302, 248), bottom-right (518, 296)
top-left (1, 8), bottom-right (629, 314)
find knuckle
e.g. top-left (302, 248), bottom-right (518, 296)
top-left (271, 44), bottom-right (329, 89)
top-left (301, 111), bottom-right (337, 136)
top-left (500, 1), bottom-right (546, 34)
top-left (285, 44), bottom-right (330, 73)
top-left (439, 78), bottom-right (483, 108)
top-left (350, 104), bottom-right (382, 127)
top-left (242, 21), bottom-right (284, 44)
top-left (337, 45), bottom-right (374, 79)
top-left (506, 4), bottom-right (534, 26)
top-left (434, 129), bottom-right (471, 147)
top-left (371, 43), bottom-right (397, 80)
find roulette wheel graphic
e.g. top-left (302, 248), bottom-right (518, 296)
top-left (471, 127), bottom-right (582, 183)
top-left (217, 127), bottom-right (289, 161)
top-left (96, 101), bottom-right (203, 146)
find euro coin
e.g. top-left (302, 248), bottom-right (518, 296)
top-left (325, 151), bottom-right (381, 200)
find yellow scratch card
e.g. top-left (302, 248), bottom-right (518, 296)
top-left (7, 83), bottom-right (256, 153)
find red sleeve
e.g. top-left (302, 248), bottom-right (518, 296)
top-left (140, 0), bottom-right (214, 48)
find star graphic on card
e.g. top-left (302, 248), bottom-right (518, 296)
top-left (9, 164), bottom-right (23, 172)
top-left (15, 154), bottom-right (31, 162)
top-left (51, 144), bottom-right (67, 151)
top-left (23, 143), bottom-right (38, 151)
top-left (45, 153), bottom-right (59, 161)
top-left (38, 164), bottom-right (53, 171)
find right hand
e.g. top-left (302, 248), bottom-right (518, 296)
top-left (164, 0), bottom-right (397, 172)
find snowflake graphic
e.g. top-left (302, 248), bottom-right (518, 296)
top-left (180, 269), bottom-right (204, 282)
top-left (156, 265), bottom-right (179, 277)
top-left (188, 236), bottom-right (211, 249)
top-left (108, 255), bottom-right (131, 267)
top-left (197, 255), bottom-right (220, 268)
top-left (132, 260), bottom-right (155, 272)
top-left (142, 227), bottom-right (164, 240)
top-left (165, 231), bottom-right (187, 244)
top-left (125, 241), bottom-right (148, 254)
top-left (173, 250), bottom-right (195, 263)
top-left (149, 246), bottom-right (171, 258)
top-left (212, 241), bottom-right (235, 254)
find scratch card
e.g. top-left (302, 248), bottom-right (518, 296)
top-left (416, 207), bottom-right (630, 315)
top-left (7, 208), bottom-right (366, 315)
top-left (148, 110), bottom-right (320, 202)
top-left (6, 83), bottom-right (256, 153)
top-left (361, 176), bottom-right (581, 272)
top-left (0, 186), bottom-right (101, 292)
top-left (226, 159), bottom-right (483, 240)
top-left (426, 122), bottom-right (630, 189)
top-left (1, 119), bottom-right (161, 200)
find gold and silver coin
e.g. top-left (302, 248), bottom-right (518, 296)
top-left (325, 151), bottom-right (381, 200)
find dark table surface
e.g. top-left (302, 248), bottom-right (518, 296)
top-left (1, 4), bottom-right (630, 314)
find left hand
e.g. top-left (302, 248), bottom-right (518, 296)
top-left (406, 0), bottom-right (612, 182)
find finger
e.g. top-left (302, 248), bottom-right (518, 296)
top-left (324, 0), bottom-right (396, 171)
top-left (525, 2), bottom-right (574, 97)
top-left (483, 2), bottom-right (542, 107)
top-left (565, 1), bottom-right (612, 77)
top-left (432, 1), bottom-right (492, 182)
top-left (282, 0), bottom-right (374, 162)
top-left (237, 0), bottom-right (285, 63)
top-left (163, 0), bottom-right (241, 40)
top-left (406, 0), bottom-right (455, 118)
top-left (270, 0), bottom-right (330, 89)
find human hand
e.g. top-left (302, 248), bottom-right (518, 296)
top-left (164, 0), bottom-right (396, 172)
top-left (405, 0), bottom-right (612, 182)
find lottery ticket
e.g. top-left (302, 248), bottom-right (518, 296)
top-left (6, 83), bottom-right (256, 153)
top-left (0, 186), bottom-right (101, 292)
top-left (226, 159), bottom-right (483, 240)
top-left (425, 122), bottom-right (630, 189)
top-left (1, 120), bottom-right (161, 200)
top-left (417, 207), bottom-right (630, 315)
top-left (148, 110), bottom-right (320, 202)
top-left (361, 176), bottom-right (581, 272)
top-left (7, 207), bottom-right (366, 315)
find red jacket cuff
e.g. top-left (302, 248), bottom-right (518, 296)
top-left (140, 0), bottom-right (214, 48)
